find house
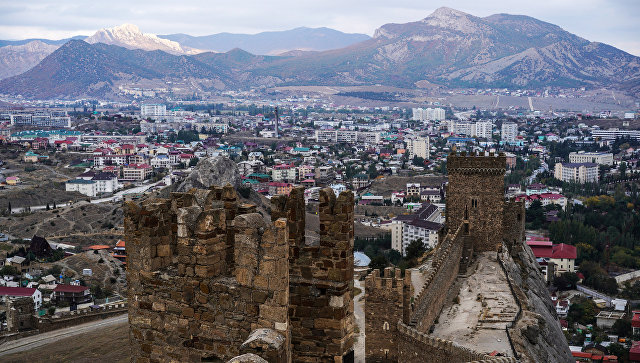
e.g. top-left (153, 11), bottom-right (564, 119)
top-left (52, 284), bottom-right (91, 305)
top-left (123, 163), bottom-right (152, 181)
top-left (550, 243), bottom-right (577, 275)
top-left (65, 178), bottom-right (97, 197)
top-left (91, 172), bottom-right (118, 194)
top-left (631, 311), bottom-right (640, 336)
top-left (420, 190), bottom-right (442, 203)
top-left (596, 311), bottom-right (625, 329)
top-left (6, 256), bottom-right (29, 273)
top-left (527, 238), bottom-right (576, 276)
top-left (0, 286), bottom-right (42, 310)
top-left (23, 151), bottom-right (40, 163)
top-left (113, 240), bottom-right (126, 263)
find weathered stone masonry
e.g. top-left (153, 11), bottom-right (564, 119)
top-left (365, 152), bottom-right (524, 363)
top-left (126, 185), bottom-right (354, 362)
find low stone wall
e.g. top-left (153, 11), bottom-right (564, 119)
top-left (410, 223), bottom-right (466, 330)
top-left (397, 322), bottom-right (513, 363)
top-left (37, 306), bottom-right (128, 333)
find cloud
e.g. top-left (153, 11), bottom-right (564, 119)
top-left (0, 0), bottom-right (638, 55)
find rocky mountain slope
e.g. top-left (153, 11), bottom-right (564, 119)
top-left (0, 40), bottom-right (233, 99)
top-left (85, 24), bottom-right (203, 55)
top-left (160, 27), bottom-right (370, 55)
top-left (0, 40), bottom-right (59, 79)
top-left (1, 8), bottom-right (638, 98)
top-left (249, 7), bottom-right (640, 90)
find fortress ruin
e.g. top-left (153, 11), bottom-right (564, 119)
top-left (125, 152), bottom-right (572, 362)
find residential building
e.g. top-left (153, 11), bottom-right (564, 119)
top-left (554, 163), bottom-right (599, 183)
top-left (91, 172), bottom-right (118, 194)
top-left (501, 122), bottom-right (518, 143)
top-left (271, 164), bottom-right (297, 183)
top-left (65, 179), bottom-right (97, 197)
top-left (123, 164), bottom-right (152, 181)
top-left (393, 203), bottom-right (443, 256)
top-left (352, 174), bottom-right (369, 190)
top-left (268, 182), bottom-right (293, 196)
top-left (141, 104), bottom-right (167, 120)
top-left (406, 137), bottom-right (429, 159)
top-left (475, 121), bottom-right (493, 139)
top-left (0, 286), bottom-right (42, 311)
top-left (550, 243), bottom-right (577, 275)
top-left (51, 284), bottom-right (91, 305)
top-left (569, 152), bottom-right (614, 166)
top-left (515, 193), bottom-right (568, 210)
top-left (528, 238), bottom-right (577, 276)
top-left (315, 166), bottom-right (335, 186)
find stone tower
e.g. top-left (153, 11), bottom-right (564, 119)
top-left (272, 187), bottom-right (356, 362)
top-left (365, 267), bottom-right (412, 362)
top-left (446, 151), bottom-right (507, 252)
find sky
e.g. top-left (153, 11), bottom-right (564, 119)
top-left (1, 0), bottom-right (639, 56)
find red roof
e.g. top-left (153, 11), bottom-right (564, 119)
top-left (115, 240), bottom-right (125, 248)
top-left (54, 284), bottom-right (89, 293)
top-left (0, 286), bottom-right (36, 297)
top-left (88, 245), bottom-right (111, 250)
top-left (632, 311), bottom-right (640, 328)
top-left (551, 243), bottom-right (577, 260)
top-left (527, 240), bottom-right (553, 258)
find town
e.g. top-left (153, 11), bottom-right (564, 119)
top-left (0, 94), bottom-right (638, 362)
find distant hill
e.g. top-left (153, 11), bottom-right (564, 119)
top-left (1, 8), bottom-right (639, 98)
top-left (0, 40), bottom-right (233, 99)
top-left (0, 36), bottom-right (86, 47)
top-left (0, 40), bottom-right (59, 79)
top-left (247, 7), bottom-right (640, 91)
top-left (159, 27), bottom-right (371, 55)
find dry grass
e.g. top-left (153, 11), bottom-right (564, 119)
top-left (2, 322), bottom-right (130, 363)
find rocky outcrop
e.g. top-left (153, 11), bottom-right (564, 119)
top-left (500, 243), bottom-right (573, 363)
top-left (175, 156), bottom-right (241, 192)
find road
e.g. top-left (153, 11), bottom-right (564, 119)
top-left (10, 179), bottom-right (164, 214)
top-left (0, 314), bottom-right (128, 357)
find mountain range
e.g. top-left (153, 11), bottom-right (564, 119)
top-left (159, 27), bottom-right (370, 55)
top-left (1, 7), bottom-right (639, 99)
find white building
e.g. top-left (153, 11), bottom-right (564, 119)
top-left (501, 122), bottom-right (518, 143)
top-left (554, 163), bottom-right (599, 184)
top-left (65, 179), bottom-right (97, 197)
top-left (91, 172), bottom-right (119, 194)
top-left (141, 104), bottom-right (167, 120)
top-left (0, 287), bottom-right (42, 311)
top-left (412, 107), bottom-right (445, 122)
top-left (392, 203), bottom-right (443, 256)
top-left (475, 121), bottom-right (493, 139)
top-left (406, 136), bottom-right (430, 159)
top-left (569, 151), bottom-right (614, 166)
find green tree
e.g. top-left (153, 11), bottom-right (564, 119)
top-left (405, 238), bottom-right (426, 261)
top-left (369, 255), bottom-right (389, 271)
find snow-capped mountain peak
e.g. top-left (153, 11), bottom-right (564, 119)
top-left (85, 24), bottom-right (202, 55)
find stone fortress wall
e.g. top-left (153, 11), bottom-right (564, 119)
top-left (365, 152), bottom-right (529, 363)
top-left (125, 185), bottom-right (355, 362)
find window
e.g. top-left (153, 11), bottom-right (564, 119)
top-left (383, 321), bottom-right (390, 331)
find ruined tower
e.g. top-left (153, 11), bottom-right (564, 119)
top-left (126, 185), bottom-right (355, 362)
top-left (446, 151), bottom-right (507, 252)
top-left (364, 267), bottom-right (412, 362)
top-left (272, 187), bottom-right (356, 362)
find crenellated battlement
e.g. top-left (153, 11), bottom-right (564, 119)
top-left (447, 151), bottom-right (507, 175)
top-left (397, 322), bottom-right (516, 363)
top-left (364, 267), bottom-right (409, 294)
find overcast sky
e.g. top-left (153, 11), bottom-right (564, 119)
top-left (1, 0), bottom-right (639, 55)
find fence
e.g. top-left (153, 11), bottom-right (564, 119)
top-left (576, 285), bottom-right (612, 307)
